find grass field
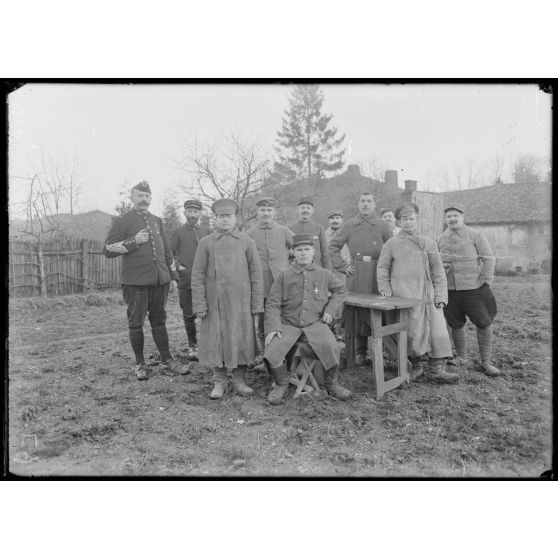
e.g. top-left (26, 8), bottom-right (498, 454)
top-left (7, 274), bottom-right (552, 477)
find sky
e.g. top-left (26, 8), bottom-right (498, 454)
top-left (8, 83), bottom-right (552, 218)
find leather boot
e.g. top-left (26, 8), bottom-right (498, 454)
top-left (409, 356), bottom-right (424, 381)
top-left (428, 358), bottom-right (459, 384)
top-left (267, 361), bottom-right (289, 405)
top-left (210, 367), bottom-right (228, 399)
top-left (324, 365), bottom-right (352, 400)
top-left (232, 367), bottom-right (254, 396)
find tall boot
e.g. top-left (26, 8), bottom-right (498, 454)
top-left (185, 317), bottom-right (198, 359)
top-left (324, 365), bottom-right (352, 400)
top-left (409, 356), bottom-right (424, 381)
top-left (232, 367), bottom-right (254, 396)
top-left (210, 367), bottom-right (229, 399)
top-left (267, 361), bottom-right (289, 405)
top-left (447, 326), bottom-right (468, 370)
top-left (428, 357), bottom-right (459, 384)
top-left (151, 325), bottom-right (173, 362)
top-left (355, 335), bottom-right (368, 366)
top-left (477, 325), bottom-right (503, 376)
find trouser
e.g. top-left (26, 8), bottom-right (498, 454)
top-left (178, 283), bottom-right (197, 346)
top-left (444, 284), bottom-right (497, 329)
top-left (122, 283), bottom-right (172, 363)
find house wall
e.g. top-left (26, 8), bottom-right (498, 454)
top-left (471, 222), bottom-right (551, 272)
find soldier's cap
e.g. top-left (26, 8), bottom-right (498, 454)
top-left (211, 198), bottom-right (238, 215)
top-left (328, 209), bottom-right (343, 218)
top-left (184, 199), bottom-right (203, 210)
top-left (297, 196), bottom-right (314, 207)
top-left (292, 233), bottom-right (315, 247)
top-left (380, 207), bottom-right (395, 216)
top-left (132, 180), bottom-right (151, 194)
top-left (444, 204), bottom-right (464, 214)
top-left (394, 202), bottom-right (419, 220)
top-left (256, 196), bottom-right (278, 208)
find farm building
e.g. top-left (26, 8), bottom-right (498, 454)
top-left (414, 181), bottom-right (552, 273)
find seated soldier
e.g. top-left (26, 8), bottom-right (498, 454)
top-left (264, 233), bottom-right (351, 405)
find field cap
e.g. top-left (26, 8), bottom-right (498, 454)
top-left (211, 199), bottom-right (238, 215)
top-left (328, 209), bottom-right (343, 218)
top-left (444, 204), bottom-right (464, 214)
top-left (256, 197), bottom-right (277, 208)
top-left (292, 233), bottom-right (315, 247)
top-left (394, 202), bottom-right (419, 220)
top-left (380, 207), bottom-right (395, 216)
top-left (132, 180), bottom-right (151, 194)
top-left (184, 199), bottom-right (203, 210)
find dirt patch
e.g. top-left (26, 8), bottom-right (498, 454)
top-left (7, 276), bottom-right (553, 477)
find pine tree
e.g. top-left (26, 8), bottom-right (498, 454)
top-left (162, 200), bottom-right (182, 234)
top-left (273, 85), bottom-right (346, 183)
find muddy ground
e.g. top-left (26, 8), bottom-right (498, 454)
top-left (7, 274), bottom-right (552, 477)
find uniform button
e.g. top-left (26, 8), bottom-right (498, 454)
top-left (153, 257), bottom-right (156, 261)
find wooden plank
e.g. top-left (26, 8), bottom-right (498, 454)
top-left (372, 322), bottom-right (405, 338)
top-left (345, 292), bottom-right (423, 310)
top-left (382, 376), bottom-right (406, 393)
top-left (369, 309), bottom-right (384, 397)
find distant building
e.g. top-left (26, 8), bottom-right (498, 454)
top-left (414, 182), bottom-right (551, 273)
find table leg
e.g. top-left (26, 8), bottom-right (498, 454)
top-left (370, 309), bottom-right (384, 398)
top-left (344, 305), bottom-right (355, 368)
top-left (398, 309), bottom-right (409, 381)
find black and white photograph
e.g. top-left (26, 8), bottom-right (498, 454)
top-left (6, 82), bottom-right (552, 478)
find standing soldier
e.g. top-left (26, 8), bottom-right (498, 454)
top-left (437, 204), bottom-right (502, 377)
top-left (380, 207), bottom-right (401, 237)
top-left (191, 199), bottom-right (264, 399)
top-left (289, 196), bottom-right (330, 269)
top-left (325, 209), bottom-right (351, 338)
top-left (264, 233), bottom-right (351, 405)
top-left (329, 191), bottom-right (393, 365)
top-left (169, 199), bottom-right (211, 361)
top-left (104, 180), bottom-right (188, 380)
top-left (377, 203), bottom-right (458, 383)
top-left (246, 196), bottom-right (293, 350)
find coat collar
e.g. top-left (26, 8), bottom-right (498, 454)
top-left (354, 212), bottom-right (379, 226)
top-left (291, 262), bottom-right (317, 273)
top-left (214, 228), bottom-right (241, 239)
top-left (257, 221), bottom-right (277, 230)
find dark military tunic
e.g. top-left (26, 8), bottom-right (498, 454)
top-left (264, 262), bottom-right (346, 370)
top-left (104, 209), bottom-right (175, 285)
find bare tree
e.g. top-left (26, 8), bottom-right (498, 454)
top-left (512, 153), bottom-right (544, 183)
top-left (178, 134), bottom-right (271, 228)
top-left (483, 154), bottom-right (507, 185)
top-left (463, 157), bottom-right (482, 189)
top-left (453, 162), bottom-right (466, 190)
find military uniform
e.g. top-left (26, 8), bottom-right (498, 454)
top-left (170, 201), bottom-right (211, 352)
top-left (328, 212), bottom-right (393, 357)
top-left (104, 181), bottom-right (180, 378)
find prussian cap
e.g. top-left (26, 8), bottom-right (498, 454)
top-left (297, 196), bottom-right (314, 207)
top-left (292, 233), bottom-right (315, 247)
top-left (394, 203), bottom-right (419, 220)
top-left (211, 198), bottom-right (239, 215)
top-left (256, 196), bottom-right (277, 208)
top-left (444, 203), bottom-right (464, 214)
top-left (328, 209), bottom-right (343, 218)
top-left (184, 199), bottom-right (203, 210)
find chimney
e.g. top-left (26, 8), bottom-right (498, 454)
top-left (404, 180), bottom-right (417, 193)
top-left (346, 164), bottom-right (361, 177)
top-left (384, 170), bottom-right (398, 189)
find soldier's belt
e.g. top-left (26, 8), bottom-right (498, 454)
top-left (354, 255), bottom-right (373, 262)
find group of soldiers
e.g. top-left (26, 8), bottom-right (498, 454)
top-left (105, 180), bottom-right (502, 405)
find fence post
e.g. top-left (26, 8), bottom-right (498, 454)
top-left (81, 238), bottom-right (89, 293)
top-left (37, 241), bottom-right (47, 298)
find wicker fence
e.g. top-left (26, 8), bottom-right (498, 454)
top-left (9, 238), bottom-right (122, 298)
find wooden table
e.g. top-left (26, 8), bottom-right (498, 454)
top-left (344, 292), bottom-right (423, 399)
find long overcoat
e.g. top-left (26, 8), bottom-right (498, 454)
top-left (264, 263), bottom-right (346, 370)
top-left (191, 229), bottom-right (264, 369)
top-left (377, 231), bottom-right (452, 359)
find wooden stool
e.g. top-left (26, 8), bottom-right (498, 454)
top-left (288, 340), bottom-right (322, 399)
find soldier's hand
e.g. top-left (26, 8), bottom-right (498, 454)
top-left (380, 290), bottom-right (392, 297)
top-left (345, 265), bottom-right (355, 276)
top-left (169, 280), bottom-right (177, 293)
top-left (106, 242), bottom-right (128, 254)
top-left (265, 331), bottom-right (282, 346)
top-left (197, 311), bottom-right (207, 319)
top-left (322, 312), bottom-right (333, 325)
top-left (435, 302), bottom-right (446, 309)
top-left (134, 229), bottom-right (149, 244)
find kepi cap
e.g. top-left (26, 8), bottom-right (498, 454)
top-left (297, 196), bottom-right (314, 207)
top-left (132, 180), bottom-right (151, 194)
top-left (256, 196), bottom-right (277, 208)
top-left (211, 198), bottom-right (238, 215)
top-left (292, 233), bottom-right (315, 247)
top-left (394, 203), bottom-right (419, 220)
top-left (184, 199), bottom-right (203, 210)
top-left (328, 209), bottom-right (343, 218)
